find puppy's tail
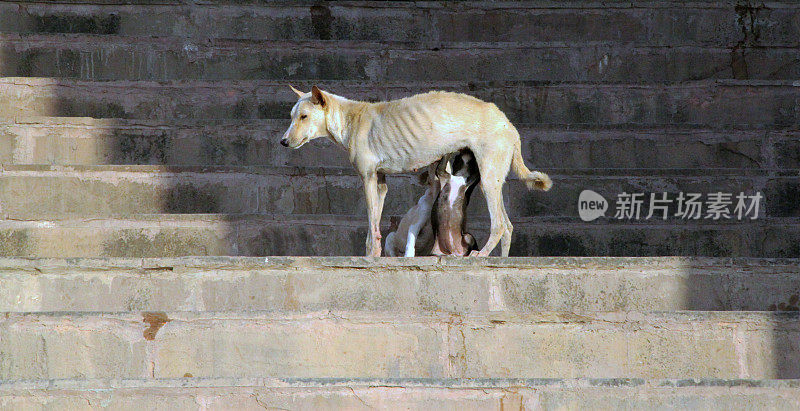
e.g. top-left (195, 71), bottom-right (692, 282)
top-left (510, 135), bottom-right (552, 191)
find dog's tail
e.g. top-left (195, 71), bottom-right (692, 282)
top-left (510, 132), bottom-right (552, 191)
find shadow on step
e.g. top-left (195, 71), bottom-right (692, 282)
top-left (683, 262), bottom-right (800, 378)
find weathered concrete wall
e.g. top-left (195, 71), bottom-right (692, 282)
top-left (0, 310), bottom-right (798, 380)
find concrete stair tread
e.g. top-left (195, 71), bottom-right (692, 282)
top-left (0, 164), bottom-right (796, 220)
top-left (1, 256), bottom-right (798, 312)
top-left (4, 33), bottom-right (797, 53)
top-left (3, 376), bottom-right (800, 390)
top-left (4, 2), bottom-right (800, 51)
top-left (6, 32), bottom-right (796, 83)
top-left (8, 77), bottom-right (797, 86)
top-left (3, 255), bottom-right (797, 270)
top-left (3, 78), bottom-right (797, 129)
top-left (15, 116), bottom-right (794, 131)
top-left (2, 377), bottom-right (799, 410)
top-left (1, 31), bottom-right (799, 83)
top-left (3, 213), bottom-right (798, 224)
top-left (8, 309), bottom-right (797, 318)
top-left (1, 309), bottom-right (798, 380)
top-left (3, 117), bottom-right (797, 169)
top-left (9, 32), bottom-right (779, 48)
top-left (5, 163), bottom-right (797, 174)
top-left (1, 214), bottom-right (798, 258)
top-left (6, 0), bottom-right (796, 5)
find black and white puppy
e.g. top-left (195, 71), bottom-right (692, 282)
top-left (430, 149), bottom-right (480, 256)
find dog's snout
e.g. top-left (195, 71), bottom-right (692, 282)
top-left (280, 138), bottom-right (289, 147)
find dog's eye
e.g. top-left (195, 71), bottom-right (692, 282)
top-left (300, 115), bottom-right (307, 120)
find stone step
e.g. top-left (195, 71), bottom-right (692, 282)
top-left (3, 78), bottom-right (797, 128)
top-left (0, 214), bottom-right (798, 257)
top-left (3, 118), bottom-right (799, 169)
top-left (1, 310), bottom-right (798, 380)
top-left (0, 165), bottom-right (796, 219)
top-left (1, 256), bottom-right (797, 312)
top-left (1, 378), bottom-right (799, 410)
top-left (2, 34), bottom-right (798, 82)
top-left (4, 1), bottom-right (798, 46)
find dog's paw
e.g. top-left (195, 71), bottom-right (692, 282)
top-left (468, 250), bottom-right (481, 257)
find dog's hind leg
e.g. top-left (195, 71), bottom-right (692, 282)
top-left (473, 177), bottom-right (507, 257)
top-left (363, 172), bottom-right (385, 257)
top-left (471, 144), bottom-right (513, 257)
top-left (500, 206), bottom-right (513, 257)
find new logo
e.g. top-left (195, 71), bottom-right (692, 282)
top-left (578, 190), bottom-right (608, 222)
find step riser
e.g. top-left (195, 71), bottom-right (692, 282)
top-left (3, 80), bottom-right (797, 128)
top-left (0, 171), bottom-right (796, 218)
top-left (1, 312), bottom-right (797, 380)
top-left (1, 218), bottom-right (798, 257)
top-left (2, 382), bottom-right (800, 410)
top-left (1, 257), bottom-right (797, 312)
top-left (3, 38), bottom-right (798, 82)
top-left (3, 122), bottom-right (798, 169)
top-left (5, 3), bottom-right (798, 46)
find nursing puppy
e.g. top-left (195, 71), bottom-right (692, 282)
top-left (282, 85), bottom-right (552, 257)
top-left (384, 151), bottom-right (478, 257)
top-left (430, 149), bottom-right (480, 256)
top-left (383, 165), bottom-right (438, 257)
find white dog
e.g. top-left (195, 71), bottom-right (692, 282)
top-left (282, 86), bottom-right (552, 257)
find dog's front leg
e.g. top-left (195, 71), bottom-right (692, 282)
top-left (362, 172), bottom-right (384, 257)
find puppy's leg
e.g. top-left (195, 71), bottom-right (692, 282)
top-left (405, 186), bottom-right (438, 257)
top-left (404, 229), bottom-right (418, 257)
top-left (362, 172), bottom-right (384, 257)
top-left (384, 231), bottom-right (397, 257)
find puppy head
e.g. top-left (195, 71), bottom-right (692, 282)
top-left (434, 156), bottom-right (453, 184)
top-left (452, 149), bottom-right (480, 191)
top-left (388, 215), bottom-right (401, 232)
top-left (417, 170), bottom-right (430, 186)
top-left (281, 85), bottom-right (331, 149)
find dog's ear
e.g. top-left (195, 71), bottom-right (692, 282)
top-left (435, 158), bottom-right (451, 182)
top-left (289, 85), bottom-right (305, 98)
top-left (311, 85), bottom-right (327, 108)
top-left (451, 154), bottom-right (465, 175)
top-left (466, 172), bottom-right (480, 188)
